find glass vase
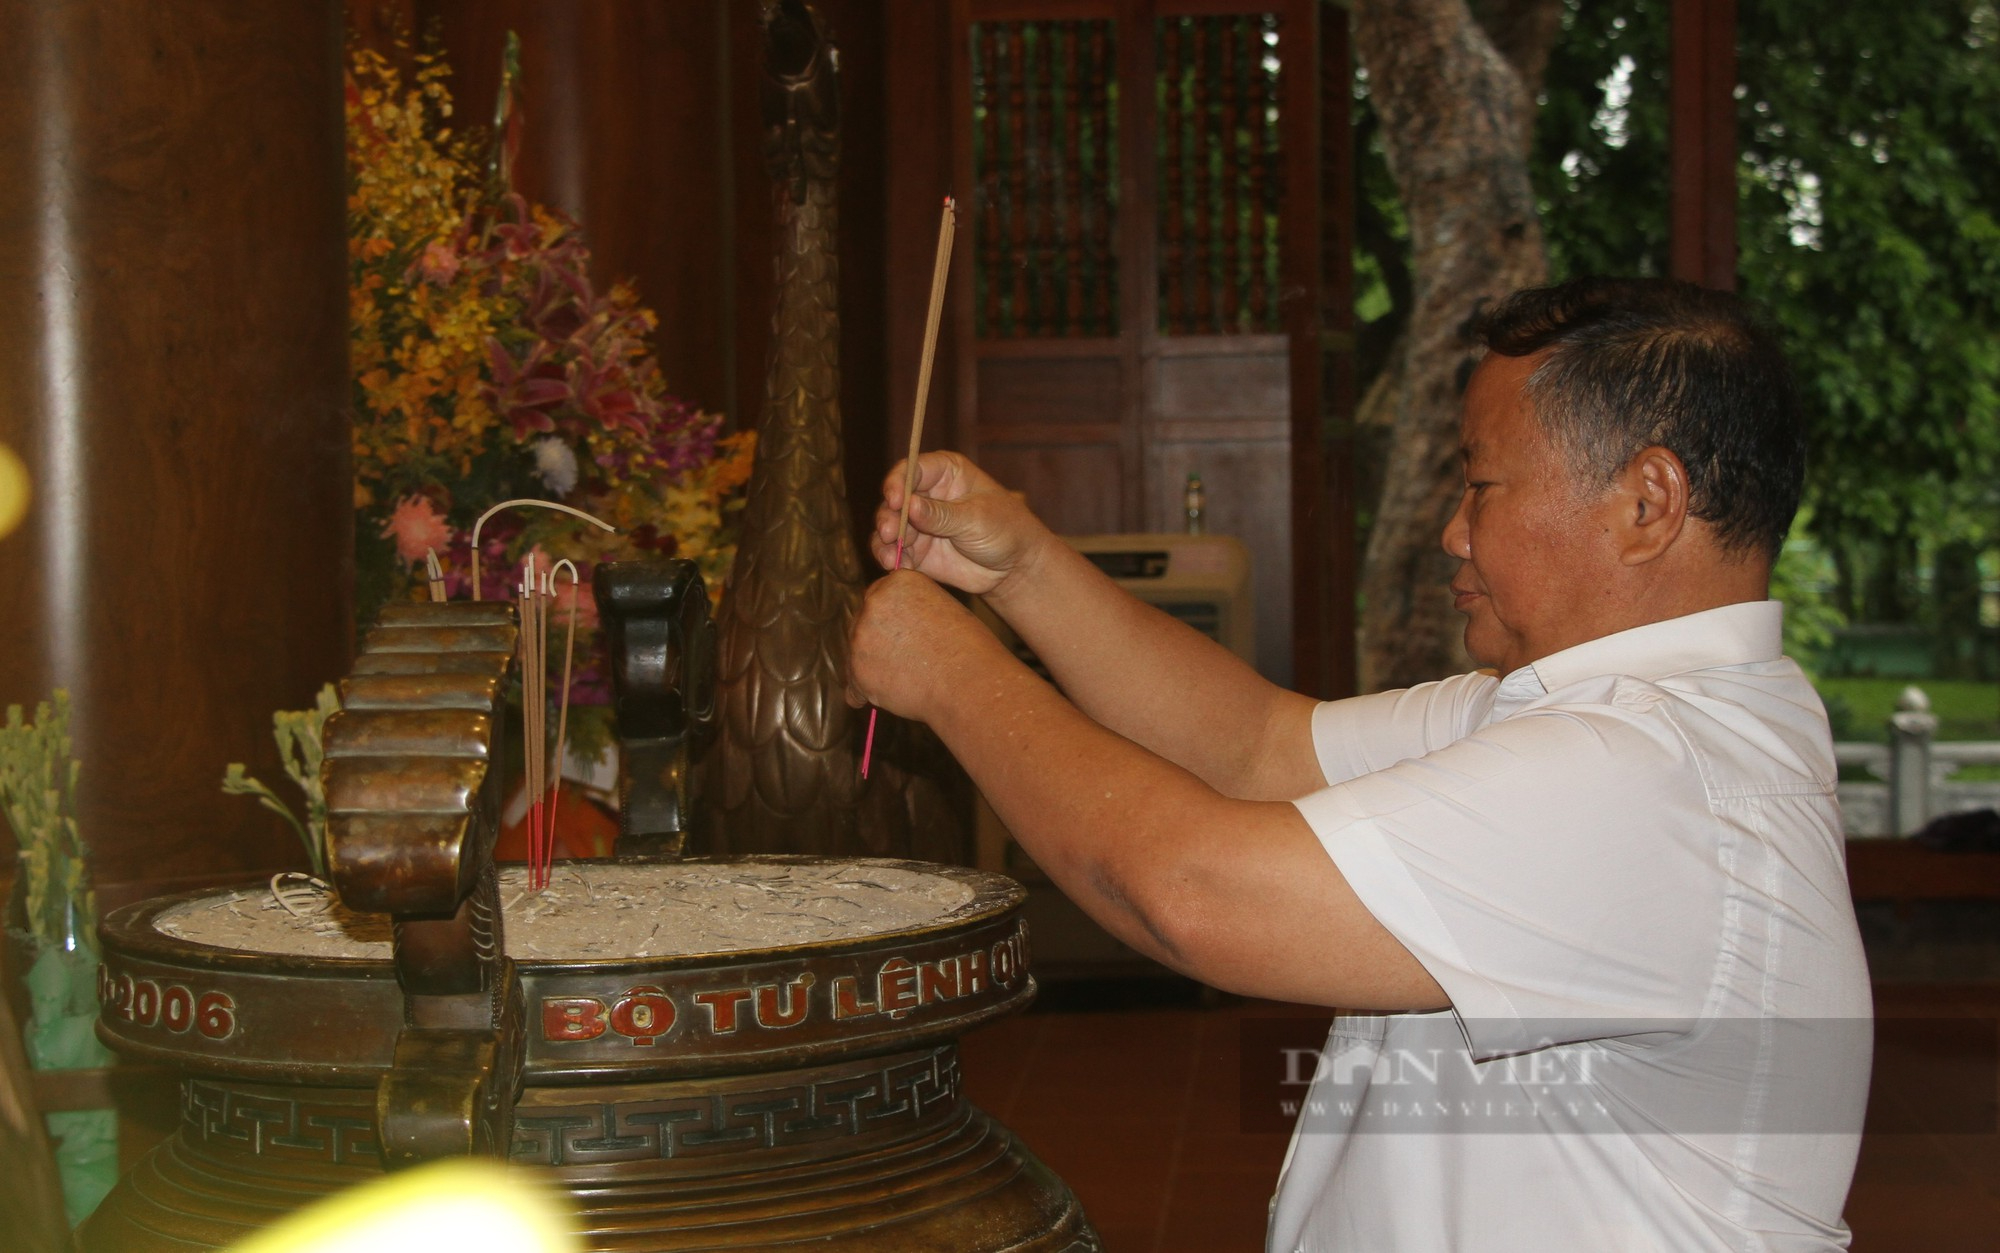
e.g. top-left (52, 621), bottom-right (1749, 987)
top-left (6, 864), bottom-right (119, 1226)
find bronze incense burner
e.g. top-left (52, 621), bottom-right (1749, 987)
top-left (81, 566), bottom-right (1096, 1251)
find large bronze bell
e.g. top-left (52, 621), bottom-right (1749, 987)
top-left (81, 564), bottom-right (1097, 1250)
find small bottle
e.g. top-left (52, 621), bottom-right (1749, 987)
top-left (1184, 472), bottom-right (1205, 535)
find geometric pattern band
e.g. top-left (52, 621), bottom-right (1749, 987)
top-left (511, 1046), bottom-right (962, 1167)
top-left (177, 1045), bottom-right (961, 1170)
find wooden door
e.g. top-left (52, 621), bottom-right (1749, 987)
top-left (948, 0), bottom-right (1348, 692)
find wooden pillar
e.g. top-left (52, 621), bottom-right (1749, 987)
top-left (1284, 1), bottom-right (1338, 698)
top-left (1310, 1), bottom-right (1358, 700)
top-left (0, 1), bottom-right (351, 894)
top-left (1670, 0), bottom-right (1737, 290)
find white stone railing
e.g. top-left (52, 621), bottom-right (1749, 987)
top-left (1835, 686), bottom-right (2000, 838)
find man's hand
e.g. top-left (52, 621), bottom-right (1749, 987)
top-left (848, 568), bottom-right (1010, 720)
top-left (869, 448), bottom-right (1322, 802)
top-left (873, 452), bottom-right (1055, 601)
top-left (848, 572), bottom-right (1443, 1013)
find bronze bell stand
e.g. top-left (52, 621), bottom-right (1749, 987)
top-left (81, 564), bottom-right (1098, 1250)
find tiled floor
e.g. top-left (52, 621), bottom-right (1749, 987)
top-left (961, 982), bottom-right (2000, 1252)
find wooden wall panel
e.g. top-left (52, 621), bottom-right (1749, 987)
top-left (977, 357), bottom-right (1124, 426)
top-left (1147, 337), bottom-right (1292, 681)
top-left (884, 0), bottom-right (960, 469)
top-left (1146, 440), bottom-right (1291, 673)
top-left (980, 445), bottom-right (1126, 536)
top-left (1153, 340), bottom-right (1289, 419)
top-left (728, 4), bottom-right (778, 456)
top-left (821, 0), bottom-right (891, 555)
top-left (0, 0), bottom-right (351, 892)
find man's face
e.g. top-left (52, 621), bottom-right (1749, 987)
top-left (1441, 351), bottom-right (1620, 675)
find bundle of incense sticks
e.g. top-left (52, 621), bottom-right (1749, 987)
top-left (862, 194), bottom-right (956, 779)
top-left (518, 556), bottom-right (548, 888)
top-left (516, 555), bottom-right (581, 891)
top-left (466, 499), bottom-right (610, 889)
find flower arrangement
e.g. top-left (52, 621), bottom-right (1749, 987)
top-left (347, 39), bottom-right (752, 753)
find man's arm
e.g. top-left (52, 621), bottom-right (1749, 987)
top-left (848, 571), bottom-right (1447, 1011)
top-left (1307, 674), bottom-right (1500, 785)
top-left (872, 453), bottom-right (1323, 801)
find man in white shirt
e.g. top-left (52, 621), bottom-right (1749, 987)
top-left (846, 277), bottom-right (1871, 1250)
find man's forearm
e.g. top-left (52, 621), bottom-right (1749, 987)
top-left (982, 537), bottom-right (1321, 800)
top-left (908, 624), bottom-right (1446, 1012)
top-left (915, 622), bottom-right (1250, 972)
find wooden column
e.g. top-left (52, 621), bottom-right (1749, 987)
top-left (1670, 0), bottom-right (1737, 290)
top-left (1281, 1), bottom-right (1334, 698)
top-left (1312, 1), bottom-right (1357, 700)
top-left (0, 0), bottom-right (351, 894)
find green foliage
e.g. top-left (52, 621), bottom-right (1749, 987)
top-left (1533, 4), bottom-right (1673, 280)
top-left (1737, 1), bottom-right (2000, 560)
top-left (1349, 71), bottom-right (1411, 394)
top-left (221, 683), bottom-right (340, 878)
top-left (1533, 0), bottom-right (2000, 604)
top-left (1814, 675), bottom-right (2000, 740)
top-left (1770, 510), bottom-right (1847, 672)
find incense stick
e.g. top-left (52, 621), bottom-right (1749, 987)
top-left (892, 196), bottom-right (958, 561)
top-left (546, 560), bottom-right (580, 887)
top-left (516, 561), bottom-right (534, 883)
top-left (518, 555), bottom-right (544, 888)
top-left (538, 573), bottom-right (552, 888)
top-left (424, 547), bottom-right (447, 602)
top-left (515, 562), bottom-right (582, 890)
top-left (463, 500), bottom-right (615, 890)
top-left (470, 498), bottom-right (618, 601)
top-left (863, 195), bottom-right (956, 780)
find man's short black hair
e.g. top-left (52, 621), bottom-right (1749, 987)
top-left (1474, 276), bottom-right (1805, 561)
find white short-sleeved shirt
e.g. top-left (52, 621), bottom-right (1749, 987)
top-left (1270, 601), bottom-right (1872, 1252)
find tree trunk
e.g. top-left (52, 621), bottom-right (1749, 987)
top-left (1352, 0), bottom-right (1559, 690)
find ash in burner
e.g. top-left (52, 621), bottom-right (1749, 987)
top-left (152, 862), bottom-right (978, 962)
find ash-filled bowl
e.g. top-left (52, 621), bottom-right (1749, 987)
top-left (152, 859), bottom-right (980, 963)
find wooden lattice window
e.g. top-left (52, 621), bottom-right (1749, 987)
top-left (1157, 13), bottom-right (1284, 335)
top-left (970, 20), bottom-right (1120, 339)
top-left (949, 0), bottom-right (1350, 697)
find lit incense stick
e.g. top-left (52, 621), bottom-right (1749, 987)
top-left (863, 195), bottom-right (956, 779)
top-left (545, 560), bottom-right (581, 888)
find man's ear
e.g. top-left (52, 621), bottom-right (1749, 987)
top-left (1616, 445), bottom-right (1689, 565)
